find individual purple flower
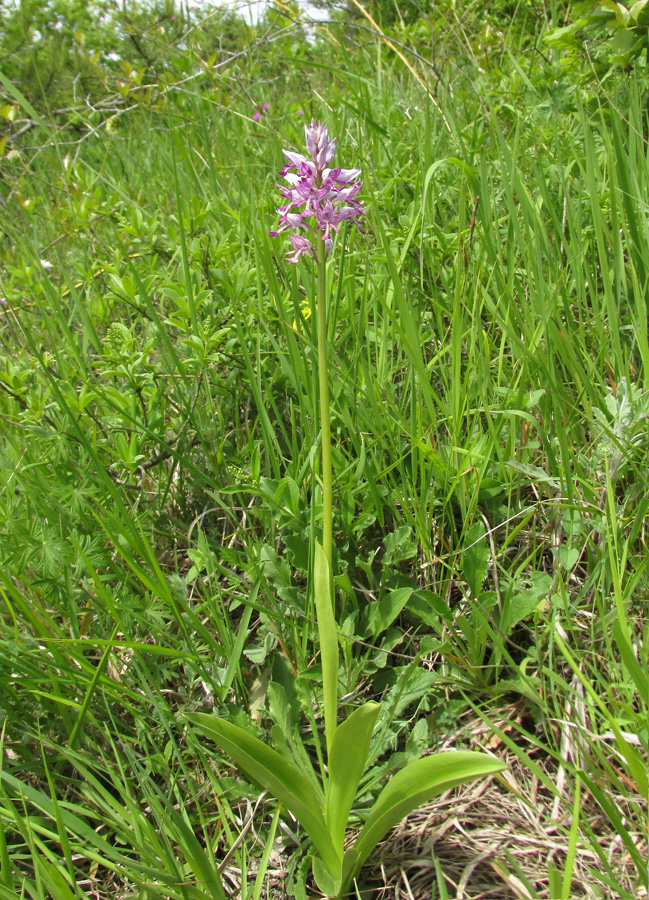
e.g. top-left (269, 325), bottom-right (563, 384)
top-left (271, 119), bottom-right (365, 263)
top-left (253, 102), bottom-right (270, 122)
top-left (286, 233), bottom-right (315, 263)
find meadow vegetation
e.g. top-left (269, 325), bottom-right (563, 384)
top-left (0, 1), bottom-right (647, 897)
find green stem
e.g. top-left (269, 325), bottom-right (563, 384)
top-left (316, 234), bottom-right (333, 577)
top-left (314, 234), bottom-right (338, 759)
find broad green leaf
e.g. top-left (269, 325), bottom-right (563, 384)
top-left (615, 2), bottom-right (631, 25)
top-left (632, 0), bottom-right (649, 21)
top-left (630, 0), bottom-right (649, 20)
top-left (382, 526), bottom-right (417, 566)
top-left (407, 589), bottom-right (452, 626)
top-left (556, 545), bottom-right (580, 571)
top-left (326, 702), bottom-right (380, 855)
top-left (543, 23), bottom-right (582, 49)
top-left (500, 572), bottom-right (552, 635)
top-left (187, 713), bottom-right (340, 877)
top-left (314, 540), bottom-right (339, 757)
top-left (343, 752), bottom-right (505, 891)
top-left (312, 854), bottom-right (341, 897)
top-left (366, 587), bottom-right (413, 638)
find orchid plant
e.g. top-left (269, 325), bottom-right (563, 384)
top-left (189, 120), bottom-right (505, 898)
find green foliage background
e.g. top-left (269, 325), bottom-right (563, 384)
top-left (0, 1), bottom-right (647, 897)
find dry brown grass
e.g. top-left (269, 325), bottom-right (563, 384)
top-left (362, 732), bottom-right (646, 900)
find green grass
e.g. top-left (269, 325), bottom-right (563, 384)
top-left (1, 3), bottom-right (647, 897)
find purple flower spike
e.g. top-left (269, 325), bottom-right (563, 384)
top-left (270, 119), bottom-right (365, 263)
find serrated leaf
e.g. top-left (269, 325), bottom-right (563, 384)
top-left (187, 713), bottom-right (339, 877)
top-left (326, 702), bottom-right (380, 856)
top-left (505, 460), bottom-right (560, 489)
top-left (268, 681), bottom-right (324, 801)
